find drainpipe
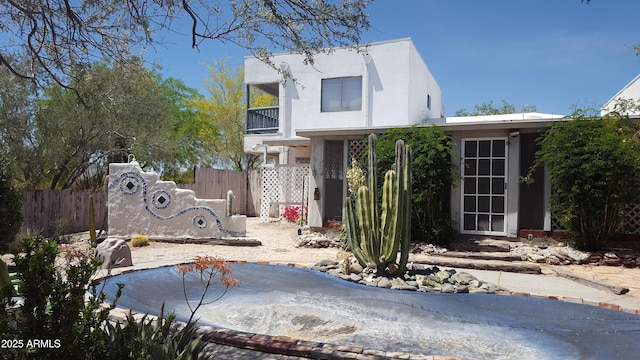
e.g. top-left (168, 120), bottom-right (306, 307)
top-left (362, 54), bottom-right (372, 127)
top-left (279, 62), bottom-right (290, 138)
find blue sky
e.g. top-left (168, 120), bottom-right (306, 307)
top-left (148, 0), bottom-right (640, 116)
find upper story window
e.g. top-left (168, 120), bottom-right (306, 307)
top-left (321, 76), bottom-right (362, 112)
top-left (427, 94), bottom-right (432, 110)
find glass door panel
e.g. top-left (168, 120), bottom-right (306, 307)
top-left (461, 138), bottom-right (507, 235)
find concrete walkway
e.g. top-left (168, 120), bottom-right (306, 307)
top-left (462, 267), bottom-right (640, 314)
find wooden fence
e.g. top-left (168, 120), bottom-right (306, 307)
top-left (21, 190), bottom-right (109, 237)
top-left (21, 168), bottom-right (263, 237)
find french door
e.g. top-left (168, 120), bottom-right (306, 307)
top-left (461, 138), bottom-right (507, 235)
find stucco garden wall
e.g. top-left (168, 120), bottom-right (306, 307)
top-left (108, 161), bottom-right (246, 239)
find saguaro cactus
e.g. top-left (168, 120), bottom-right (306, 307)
top-left (344, 134), bottom-right (412, 275)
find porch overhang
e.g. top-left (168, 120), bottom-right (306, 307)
top-left (262, 137), bottom-right (311, 147)
top-left (296, 114), bottom-right (567, 138)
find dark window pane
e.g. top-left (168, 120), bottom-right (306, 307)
top-left (492, 159), bottom-right (505, 175)
top-left (464, 196), bottom-right (476, 212)
top-left (464, 214), bottom-right (476, 230)
top-left (464, 177), bottom-right (476, 194)
top-left (493, 140), bottom-right (506, 157)
top-left (342, 76), bottom-right (362, 111)
top-left (478, 159), bottom-right (490, 175)
top-left (492, 178), bottom-right (505, 194)
top-left (492, 215), bottom-right (504, 232)
top-left (464, 159), bottom-right (477, 175)
top-left (465, 141), bottom-right (477, 157)
top-left (478, 214), bottom-right (490, 231)
top-left (321, 78), bottom-right (341, 112)
top-left (479, 140), bottom-right (491, 157)
top-left (492, 196), bottom-right (504, 213)
top-left (478, 196), bottom-right (490, 212)
top-left (321, 77), bottom-right (362, 112)
top-left (478, 177), bottom-right (490, 194)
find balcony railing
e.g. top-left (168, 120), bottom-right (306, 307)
top-left (247, 106), bottom-right (279, 134)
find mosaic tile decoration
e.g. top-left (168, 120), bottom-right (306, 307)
top-left (152, 190), bottom-right (172, 210)
top-left (109, 171), bottom-right (243, 237)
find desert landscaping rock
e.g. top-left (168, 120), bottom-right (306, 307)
top-left (96, 238), bottom-right (132, 269)
top-left (313, 258), bottom-right (504, 294)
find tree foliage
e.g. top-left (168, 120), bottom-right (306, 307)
top-left (374, 126), bottom-right (458, 245)
top-left (526, 108), bottom-right (640, 250)
top-left (0, 157), bottom-right (21, 251)
top-left (0, 0), bottom-right (371, 90)
top-left (455, 100), bottom-right (537, 117)
top-left (191, 60), bottom-right (272, 170)
top-left (2, 61), bottom-right (204, 190)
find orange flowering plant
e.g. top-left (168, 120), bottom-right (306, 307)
top-left (175, 256), bottom-right (238, 324)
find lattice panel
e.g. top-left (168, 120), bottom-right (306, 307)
top-left (550, 215), bottom-right (564, 232)
top-left (622, 203), bottom-right (640, 234)
top-left (551, 204), bottom-right (640, 234)
top-left (348, 139), bottom-right (367, 166)
top-left (260, 165), bottom-right (310, 222)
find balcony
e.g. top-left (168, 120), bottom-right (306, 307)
top-left (247, 106), bottom-right (279, 134)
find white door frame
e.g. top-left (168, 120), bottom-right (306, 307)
top-left (460, 137), bottom-right (508, 236)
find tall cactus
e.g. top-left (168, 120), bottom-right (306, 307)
top-left (344, 134), bottom-right (412, 275)
top-left (89, 195), bottom-right (97, 247)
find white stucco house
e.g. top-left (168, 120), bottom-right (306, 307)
top-left (244, 38), bottom-right (443, 226)
top-left (243, 38), bottom-right (575, 238)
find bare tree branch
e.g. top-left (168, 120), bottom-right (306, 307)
top-left (0, 0), bottom-right (371, 89)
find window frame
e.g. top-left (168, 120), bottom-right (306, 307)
top-left (321, 76), bottom-right (363, 112)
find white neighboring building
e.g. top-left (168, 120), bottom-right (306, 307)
top-left (244, 38), bottom-right (443, 226)
top-left (601, 74), bottom-right (640, 117)
top-left (244, 38), bottom-right (443, 163)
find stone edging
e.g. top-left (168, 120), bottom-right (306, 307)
top-left (98, 261), bottom-right (640, 360)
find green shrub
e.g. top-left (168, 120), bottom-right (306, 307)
top-left (0, 158), bottom-right (22, 251)
top-left (373, 125), bottom-right (458, 245)
top-left (0, 236), bottom-right (215, 359)
top-left (49, 218), bottom-right (70, 243)
top-left (0, 236), bottom-right (117, 359)
top-left (527, 109), bottom-right (640, 250)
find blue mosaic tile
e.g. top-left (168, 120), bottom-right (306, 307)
top-left (152, 190), bottom-right (172, 210)
top-left (193, 215), bottom-right (207, 229)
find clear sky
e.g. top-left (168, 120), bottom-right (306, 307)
top-left (148, 0), bottom-right (640, 117)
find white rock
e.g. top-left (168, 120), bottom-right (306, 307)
top-left (96, 238), bottom-right (132, 269)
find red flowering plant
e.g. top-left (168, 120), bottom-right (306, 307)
top-left (175, 256), bottom-right (238, 324)
top-left (281, 205), bottom-right (308, 224)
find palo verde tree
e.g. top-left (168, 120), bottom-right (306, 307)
top-left (191, 59), bottom-right (277, 170)
top-left (374, 125), bottom-right (458, 245)
top-left (526, 107), bottom-right (640, 250)
top-left (0, 1), bottom-right (371, 91)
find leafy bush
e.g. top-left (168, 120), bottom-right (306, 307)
top-left (374, 125), bottom-right (458, 245)
top-left (0, 158), bottom-right (22, 251)
top-left (49, 218), bottom-right (70, 243)
top-left (0, 237), bottom-right (226, 359)
top-left (131, 234), bottom-right (150, 247)
top-left (527, 109), bottom-right (640, 250)
top-left (0, 236), bottom-right (118, 359)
